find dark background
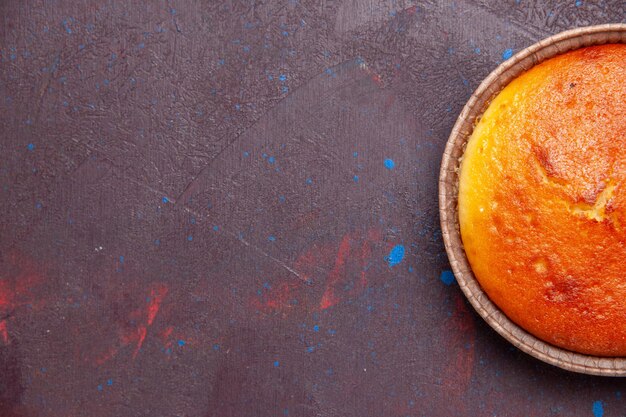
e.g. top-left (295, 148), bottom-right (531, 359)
top-left (1, 1), bottom-right (625, 416)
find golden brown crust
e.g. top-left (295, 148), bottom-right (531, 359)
top-left (458, 44), bottom-right (626, 356)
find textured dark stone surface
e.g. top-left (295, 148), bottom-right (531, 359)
top-left (0, 1), bottom-right (625, 416)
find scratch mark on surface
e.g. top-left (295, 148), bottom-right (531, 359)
top-left (237, 235), bottom-right (305, 281)
top-left (179, 205), bottom-right (305, 283)
top-left (172, 64), bottom-right (355, 205)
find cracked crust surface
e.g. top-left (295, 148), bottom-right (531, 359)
top-left (458, 44), bottom-right (626, 356)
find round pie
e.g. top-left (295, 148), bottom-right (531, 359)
top-left (458, 44), bottom-right (626, 356)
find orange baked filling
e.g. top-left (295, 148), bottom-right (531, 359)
top-left (459, 44), bottom-right (626, 356)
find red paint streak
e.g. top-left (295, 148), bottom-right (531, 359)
top-left (0, 320), bottom-right (8, 345)
top-left (0, 251), bottom-right (46, 310)
top-left (94, 282), bottom-right (168, 364)
top-left (133, 327), bottom-right (148, 358)
top-left (0, 250), bottom-right (47, 345)
top-left (250, 228), bottom-right (383, 314)
top-left (263, 283), bottom-right (294, 309)
top-left (95, 346), bottom-right (118, 365)
top-left (160, 325), bottom-right (174, 343)
top-left (319, 229), bottom-right (382, 310)
top-left (147, 284), bottom-right (168, 325)
top-left (293, 243), bottom-right (336, 282)
top-left (125, 283), bottom-right (168, 358)
top-left (252, 282), bottom-right (299, 312)
top-left (319, 234), bottom-right (352, 310)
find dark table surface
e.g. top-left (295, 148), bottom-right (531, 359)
top-left (1, 1), bottom-right (625, 416)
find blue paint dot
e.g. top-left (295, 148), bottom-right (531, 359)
top-left (268, 156), bottom-right (275, 164)
top-left (178, 340), bottom-right (186, 347)
top-left (162, 196), bottom-right (169, 203)
top-left (284, 408), bottom-right (289, 416)
top-left (384, 158), bottom-right (395, 170)
top-left (273, 360), bottom-right (280, 367)
top-left (575, 0), bottom-right (583, 5)
top-left (268, 235), bottom-right (276, 242)
top-left (119, 255), bottom-right (124, 264)
top-left (502, 48), bottom-right (514, 60)
top-left (235, 104), bottom-right (241, 111)
top-left (313, 325), bottom-right (319, 332)
top-left (213, 225), bottom-right (219, 231)
top-left (106, 379), bottom-right (113, 386)
top-left (243, 151), bottom-right (249, 157)
top-left (327, 329), bottom-right (336, 335)
top-left (281, 86), bottom-right (289, 93)
top-left (187, 235), bottom-right (193, 241)
top-left (170, 8), bottom-right (177, 15)
top-left (213, 344), bottom-right (220, 351)
top-left (353, 151), bottom-right (358, 157)
top-left (306, 178), bottom-right (313, 185)
top-left (306, 346), bottom-right (315, 353)
top-left (279, 74), bottom-right (287, 82)
top-left (282, 31), bottom-right (289, 36)
top-left (62, 19), bottom-right (72, 34)
top-left (353, 175), bottom-right (359, 183)
top-left (279, 195), bottom-right (286, 203)
top-left (97, 384), bottom-right (103, 391)
top-left (154, 239), bottom-right (160, 246)
top-left (386, 244), bottom-right (405, 267)
top-left (440, 270), bottom-right (456, 286)
top-left (593, 401), bottom-right (604, 417)
top-left (137, 42), bottom-right (145, 49)
top-left (474, 47), bottom-right (481, 54)
top-left (27, 143), bottom-right (35, 151)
